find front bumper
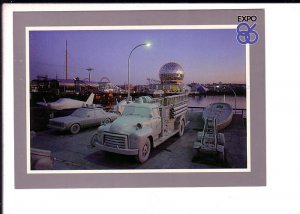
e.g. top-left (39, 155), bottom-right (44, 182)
top-left (94, 142), bottom-right (139, 155)
top-left (48, 124), bottom-right (67, 131)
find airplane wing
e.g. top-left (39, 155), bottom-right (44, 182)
top-left (37, 98), bottom-right (48, 107)
top-left (36, 102), bottom-right (48, 107)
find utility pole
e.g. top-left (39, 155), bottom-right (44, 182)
top-left (86, 68), bottom-right (94, 93)
top-left (65, 40), bottom-right (68, 80)
top-left (86, 67), bottom-right (93, 84)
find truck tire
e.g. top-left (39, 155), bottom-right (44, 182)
top-left (136, 138), bottom-right (151, 163)
top-left (217, 133), bottom-right (226, 162)
top-left (177, 119), bottom-right (185, 137)
top-left (90, 133), bottom-right (101, 147)
top-left (70, 123), bottom-right (81, 134)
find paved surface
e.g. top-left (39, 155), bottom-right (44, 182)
top-left (31, 111), bottom-right (247, 170)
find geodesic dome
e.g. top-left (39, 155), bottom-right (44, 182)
top-left (159, 62), bottom-right (184, 84)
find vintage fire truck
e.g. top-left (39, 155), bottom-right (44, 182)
top-left (90, 94), bottom-right (189, 163)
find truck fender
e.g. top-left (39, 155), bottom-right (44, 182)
top-left (175, 115), bottom-right (185, 128)
top-left (135, 127), bottom-right (154, 146)
top-left (136, 127), bottom-right (153, 138)
top-left (181, 115), bottom-right (186, 125)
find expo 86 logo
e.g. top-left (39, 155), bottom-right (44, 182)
top-left (236, 22), bottom-right (259, 45)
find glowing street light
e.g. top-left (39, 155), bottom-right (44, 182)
top-left (127, 42), bottom-right (151, 101)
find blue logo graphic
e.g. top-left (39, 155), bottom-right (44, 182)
top-left (237, 22), bottom-right (259, 45)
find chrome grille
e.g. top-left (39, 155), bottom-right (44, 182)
top-left (103, 132), bottom-right (127, 149)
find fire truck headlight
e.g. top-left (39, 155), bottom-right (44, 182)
top-left (136, 123), bottom-right (143, 130)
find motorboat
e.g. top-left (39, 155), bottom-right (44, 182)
top-left (202, 102), bottom-right (233, 131)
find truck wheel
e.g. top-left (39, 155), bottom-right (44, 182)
top-left (177, 119), bottom-right (185, 137)
top-left (70, 123), bottom-right (81, 134)
top-left (136, 138), bottom-right (151, 163)
top-left (217, 133), bottom-right (226, 162)
top-left (90, 133), bottom-right (101, 147)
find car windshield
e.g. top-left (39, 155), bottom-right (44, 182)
top-left (72, 108), bottom-right (88, 117)
top-left (122, 106), bottom-right (151, 117)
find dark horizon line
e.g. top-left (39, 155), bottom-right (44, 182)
top-left (30, 78), bottom-right (246, 85)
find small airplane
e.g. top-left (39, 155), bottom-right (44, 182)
top-left (37, 93), bottom-right (95, 111)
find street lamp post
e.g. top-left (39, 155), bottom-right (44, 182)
top-left (86, 67), bottom-right (93, 92)
top-left (127, 43), bottom-right (151, 101)
top-left (229, 85), bottom-right (237, 114)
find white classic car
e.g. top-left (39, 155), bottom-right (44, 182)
top-left (48, 107), bottom-right (119, 134)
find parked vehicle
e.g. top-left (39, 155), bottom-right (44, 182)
top-left (48, 107), bottom-right (119, 134)
top-left (90, 94), bottom-right (189, 163)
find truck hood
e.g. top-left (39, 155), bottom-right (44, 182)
top-left (108, 115), bottom-right (149, 133)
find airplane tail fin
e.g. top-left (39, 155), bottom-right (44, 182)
top-left (85, 93), bottom-right (95, 105)
top-left (43, 98), bottom-right (48, 106)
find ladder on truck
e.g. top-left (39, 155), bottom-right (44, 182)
top-left (154, 94), bottom-right (189, 138)
top-left (152, 93), bottom-right (188, 107)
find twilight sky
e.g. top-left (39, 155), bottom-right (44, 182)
top-left (29, 29), bottom-right (246, 85)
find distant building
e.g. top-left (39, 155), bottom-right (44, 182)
top-left (148, 83), bottom-right (163, 91)
top-left (188, 83), bottom-right (208, 94)
top-left (159, 62), bottom-right (185, 93)
top-left (30, 77), bottom-right (99, 95)
top-left (31, 76), bottom-right (59, 94)
top-left (57, 79), bottom-right (99, 94)
top-left (98, 82), bottom-right (124, 93)
top-left (134, 85), bottom-right (148, 93)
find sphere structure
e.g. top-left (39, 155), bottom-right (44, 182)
top-left (159, 62), bottom-right (184, 84)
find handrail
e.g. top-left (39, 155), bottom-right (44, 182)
top-left (188, 106), bottom-right (247, 117)
top-left (188, 106), bottom-right (246, 110)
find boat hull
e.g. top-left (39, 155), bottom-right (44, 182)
top-left (202, 102), bottom-right (233, 131)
